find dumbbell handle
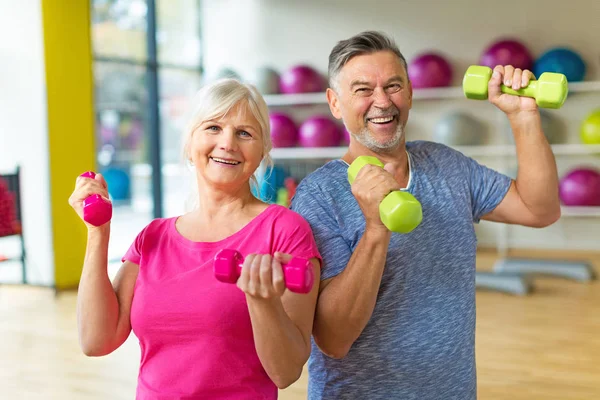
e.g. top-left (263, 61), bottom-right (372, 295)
top-left (80, 171), bottom-right (112, 227)
top-left (214, 249), bottom-right (314, 294)
top-left (499, 81), bottom-right (539, 99)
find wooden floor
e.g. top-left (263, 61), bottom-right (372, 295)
top-left (1, 249), bottom-right (599, 399)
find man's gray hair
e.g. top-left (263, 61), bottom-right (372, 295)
top-left (328, 31), bottom-right (409, 90)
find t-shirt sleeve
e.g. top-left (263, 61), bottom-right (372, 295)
top-left (121, 224), bottom-right (150, 265)
top-left (462, 154), bottom-right (512, 222)
top-left (290, 182), bottom-right (352, 281)
top-left (273, 208), bottom-right (323, 269)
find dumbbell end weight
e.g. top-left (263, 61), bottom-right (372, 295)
top-left (214, 249), bottom-right (244, 284)
top-left (380, 191), bottom-right (422, 233)
top-left (283, 257), bottom-right (314, 294)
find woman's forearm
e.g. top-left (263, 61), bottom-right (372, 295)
top-left (76, 225), bottom-right (120, 356)
top-left (247, 297), bottom-right (310, 389)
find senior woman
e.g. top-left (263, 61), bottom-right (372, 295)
top-left (69, 78), bottom-right (322, 399)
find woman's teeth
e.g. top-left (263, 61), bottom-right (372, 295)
top-left (211, 157), bottom-right (240, 165)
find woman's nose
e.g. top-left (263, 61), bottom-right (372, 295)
top-left (218, 129), bottom-right (237, 151)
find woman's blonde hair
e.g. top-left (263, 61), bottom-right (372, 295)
top-left (181, 78), bottom-right (274, 204)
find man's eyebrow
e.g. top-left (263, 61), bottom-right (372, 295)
top-left (350, 80), bottom-right (372, 89)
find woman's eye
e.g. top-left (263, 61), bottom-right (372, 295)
top-left (238, 130), bottom-right (252, 138)
top-left (207, 125), bottom-right (219, 132)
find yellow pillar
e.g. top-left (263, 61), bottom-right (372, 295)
top-left (41, 0), bottom-right (96, 290)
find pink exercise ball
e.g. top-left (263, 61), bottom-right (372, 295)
top-left (480, 39), bottom-right (534, 70)
top-left (269, 112), bottom-right (298, 148)
top-left (279, 65), bottom-right (325, 94)
top-left (559, 168), bottom-right (600, 206)
top-left (408, 52), bottom-right (453, 89)
top-left (298, 116), bottom-right (342, 148)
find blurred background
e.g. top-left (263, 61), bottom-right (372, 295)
top-left (0, 0), bottom-right (599, 399)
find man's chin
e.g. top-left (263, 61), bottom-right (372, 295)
top-left (358, 131), bottom-right (405, 152)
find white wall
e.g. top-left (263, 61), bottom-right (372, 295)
top-left (201, 0), bottom-right (600, 251)
top-left (0, 0), bottom-right (54, 285)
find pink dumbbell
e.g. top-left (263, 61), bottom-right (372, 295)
top-left (80, 171), bottom-right (112, 227)
top-left (213, 249), bottom-right (314, 294)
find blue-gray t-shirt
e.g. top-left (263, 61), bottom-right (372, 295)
top-left (290, 141), bottom-right (512, 400)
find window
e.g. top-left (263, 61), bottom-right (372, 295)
top-left (91, 0), bottom-right (202, 263)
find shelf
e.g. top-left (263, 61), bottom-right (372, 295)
top-left (264, 81), bottom-right (600, 106)
top-left (561, 206), bottom-right (600, 217)
top-left (270, 144), bottom-right (600, 159)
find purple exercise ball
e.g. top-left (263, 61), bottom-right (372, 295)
top-left (408, 52), bottom-right (453, 89)
top-left (269, 113), bottom-right (298, 148)
top-left (480, 39), bottom-right (534, 70)
top-left (279, 65), bottom-right (325, 94)
top-left (298, 116), bottom-right (342, 148)
top-left (559, 168), bottom-right (600, 206)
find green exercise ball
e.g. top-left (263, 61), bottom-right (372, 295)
top-left (434, 112), bottom-right (486, 146)
top-left (581, 109), bottom-right (600, 145)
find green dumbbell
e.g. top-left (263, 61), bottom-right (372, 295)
top-left (347, 156), bottom-right (422, 234)
top-left (462, 65), bottom-right (569, 109)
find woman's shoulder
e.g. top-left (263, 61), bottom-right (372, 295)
top-left (137, 216), bottom-right (177, 238)
top-left (263, 204), bottom-right (313, 230)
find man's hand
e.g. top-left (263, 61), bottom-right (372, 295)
top-left (488, 65), bottom-right (539, 118)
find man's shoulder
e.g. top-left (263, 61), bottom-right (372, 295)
top-left (298, 159), bottom-right (347, 188)
top-left (407, 140), bottom-right (464, 158)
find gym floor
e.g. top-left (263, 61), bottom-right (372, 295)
top-left (1, 249), bottom-right (598, 399)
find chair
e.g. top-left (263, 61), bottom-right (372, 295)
top-left (0, 166), bottom-right (26, 284)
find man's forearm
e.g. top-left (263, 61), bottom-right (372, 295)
top-left (313, 227), bottom-right (392, 358)
top-left (511, 111), bottom-right (561, 219)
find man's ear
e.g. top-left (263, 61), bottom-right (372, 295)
top-left (407, 80), bottom-right (413, 109)
top-left (326, 88), bottom-right (343, 120)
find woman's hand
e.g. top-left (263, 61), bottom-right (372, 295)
top-left (237, 252), bottom-right (293, 300)
top-left (68, 173), bottom-right (110, 229)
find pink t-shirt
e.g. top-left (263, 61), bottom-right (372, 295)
top-left (122, 204), bottom-right (322, 400)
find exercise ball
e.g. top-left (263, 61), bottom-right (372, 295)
top-left (256, 165), bottom-right (286, 203)
top-left (581, 109), bottom-right (600, 145)
top-left (534, 47), bottom-right (586, 82)
top-left (408, 52), bottom-right (453, 89)
top-left (480, 39), bottom-right (534, 70)
top-left (559, 168), bottom-right (600, 206)
top-left (279, 65), bottom-right (325, 94)
top-left (298, 116), bottom-right (342, 147)
top-left (102, 167), bottom-right (131, 201)
top-left (269, 112), bottom-right (298, 148)
top-left (434, 112), bottom-right (485, 146)
top-left (247, 66), bottom-right (280, 94)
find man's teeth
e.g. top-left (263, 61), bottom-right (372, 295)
top-left (211, 157), bottom-right (240, 165)
top-left (369, 116), bottom-right (394, 124)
